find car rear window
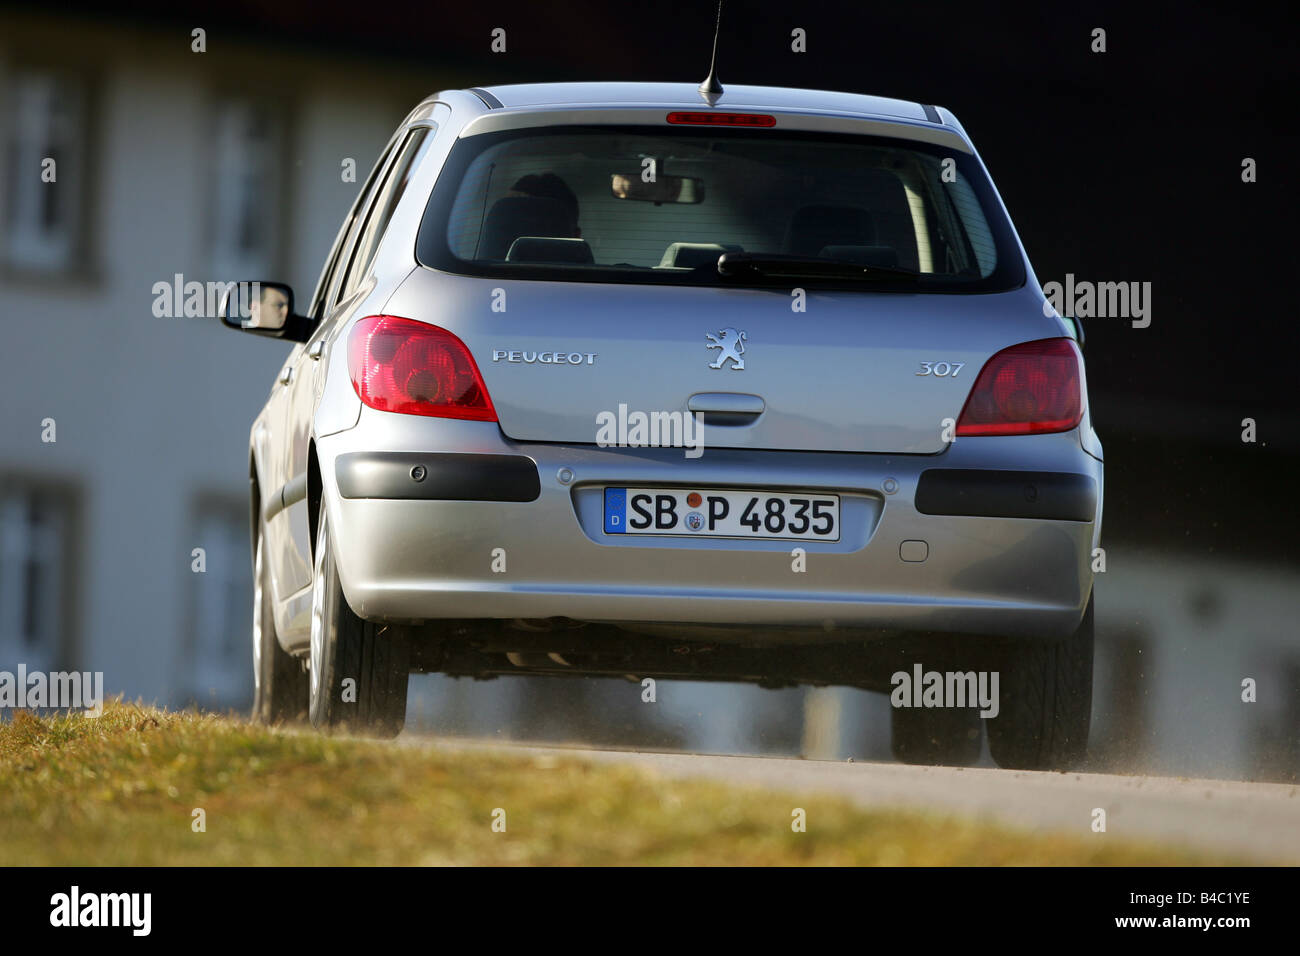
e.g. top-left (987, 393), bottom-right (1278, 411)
top-left (416, 125), bottom-right (1025, 292)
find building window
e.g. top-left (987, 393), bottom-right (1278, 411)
top-left (186, 498), bottom-right (253, 709)
top-left (0, 478), bottom-right (78, 673)
top-left (2, 69), bottom-right (87, 273)
top-left (209, 98), bottom-right (284, 279)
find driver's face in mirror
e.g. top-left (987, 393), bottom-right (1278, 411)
top-left (247, 285), bottom-right (290, 329)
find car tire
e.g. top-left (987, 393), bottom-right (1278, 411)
top-left (986, 592), bottom-right (1094, 771)
top-left (252, 531), bottom-right (309, 725)
top-left (890, 702), bottom-right (983, 766)
top-left (308, 509), bottom-right (410, 737)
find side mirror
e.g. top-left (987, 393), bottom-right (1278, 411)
top-left (219, 281), bottom-right (312, 342)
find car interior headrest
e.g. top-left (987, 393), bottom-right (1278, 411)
top-left (657, 242), bottom-right (744, 270)
top-left (786, 205), bottom-right (876, 256)
top-left (478, 196), bottom-right (576, 260)
top-left (505, 237), bottom-right (595, 264)
top-left (818, 244), bottom-right (900, 268)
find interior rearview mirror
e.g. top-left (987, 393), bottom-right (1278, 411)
top-left (610, 173), bottom-right (704, 204)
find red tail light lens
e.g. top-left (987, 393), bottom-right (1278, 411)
top-left (347, 316), bottom-right (496, 421)
top-left (955, 338), bottom-right (1083, 436)
top-left (666, 111), bottom-right (776, 127)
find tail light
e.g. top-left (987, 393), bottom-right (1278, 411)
top-left (955, 338), bottom-right (1083, 436)
top-left (347, 315), bottom-right (496, 421)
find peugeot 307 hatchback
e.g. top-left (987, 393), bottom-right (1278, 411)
top-left (222, 82), bottom-right (1103, 770)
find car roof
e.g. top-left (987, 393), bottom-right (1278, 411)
top-left (461, 81), bottom-right (939, 125)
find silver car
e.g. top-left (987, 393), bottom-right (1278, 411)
top-left (223, 81), bottom-right (1103, 769)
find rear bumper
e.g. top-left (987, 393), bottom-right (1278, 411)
top-left (317, 411), bottom-right (1103, 641)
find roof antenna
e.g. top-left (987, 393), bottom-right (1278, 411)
top-left (698, 1), bottom-right (724, 103)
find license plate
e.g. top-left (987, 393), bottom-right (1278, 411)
top-left (603, 487), bottom-right (840, 541)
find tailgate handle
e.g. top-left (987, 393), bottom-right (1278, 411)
top-left (687, 392), bottom-right (765, 425)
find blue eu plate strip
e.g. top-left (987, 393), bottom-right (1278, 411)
top-left (603, 488), bottom-right (627, 534)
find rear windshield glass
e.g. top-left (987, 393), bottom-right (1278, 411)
top-left (416, 125), bottom-right (1025, 292)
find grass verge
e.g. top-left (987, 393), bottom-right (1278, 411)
top-left (0, 700), bottom-right (1244, 865)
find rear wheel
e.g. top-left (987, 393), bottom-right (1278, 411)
top-left (252, 532), bottom-right (308, 724)
top-left (308, 509), bottom-right (410, 737)
top-left (986, 593), bottom-right (1094, 770)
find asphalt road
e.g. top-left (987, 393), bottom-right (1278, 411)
top-left (402, 735), bottom-right (1300, 862)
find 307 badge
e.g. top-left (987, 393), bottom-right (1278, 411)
top-left (604, 488), bottom-right (840, 541)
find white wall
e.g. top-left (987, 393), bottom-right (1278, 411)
top-left (0, 17), bottom-right (435, 705)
